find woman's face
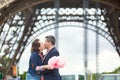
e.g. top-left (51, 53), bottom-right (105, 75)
top-left (44, 39), bottom-right (49, 49)
top-left (39, 41), bottom-right (45, 51)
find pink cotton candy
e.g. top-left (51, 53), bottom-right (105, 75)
top-left (48, 56), bottom-right (66, 69)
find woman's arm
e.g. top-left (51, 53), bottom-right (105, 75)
top-left (36, 65), bottom-right (52, 71)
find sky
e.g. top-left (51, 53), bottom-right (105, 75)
top-left (18, 27), bottom-right (120, 75)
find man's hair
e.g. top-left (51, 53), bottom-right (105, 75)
top-left (45, 35), bottom-right (55, 45)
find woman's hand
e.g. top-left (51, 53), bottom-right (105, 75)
top-left (36, 65), bottom-right (54, 71)
top-left (43, 65), bottom-right (54, 70)
top-left (36, 66), bottom-right (44, 71)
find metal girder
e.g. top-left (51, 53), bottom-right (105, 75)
top-left (0, 0), bottom-right (120, 75)
top-left (0, 0), bottom-right (54, 25)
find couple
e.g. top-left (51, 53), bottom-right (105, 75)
top-left (26, 35), bottom-right (61, 80)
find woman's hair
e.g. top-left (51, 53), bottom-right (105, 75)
top-left (31, 39), bottom-right (40, 53)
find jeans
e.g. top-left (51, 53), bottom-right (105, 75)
top-left (26, 73), bottom-right (40, 80)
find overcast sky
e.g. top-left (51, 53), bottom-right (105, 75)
top-left (19, 27), bottom-right (120, 75)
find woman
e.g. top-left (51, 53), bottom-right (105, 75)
top-left (26, 39), bottom-right (48, 80)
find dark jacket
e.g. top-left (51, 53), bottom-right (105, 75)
top-left (42, 47), bottom-right (61, 80)
top-left (27, 51), bottom-right (42, 76)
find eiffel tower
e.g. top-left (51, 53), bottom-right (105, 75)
top-left (0, 0), bottom-right (120, 76)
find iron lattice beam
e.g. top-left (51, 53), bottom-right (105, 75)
top-left (0, 0), bottom-right (120, 75)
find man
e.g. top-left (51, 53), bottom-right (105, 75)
top-left (42, 35), bottom-right (61, 80)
